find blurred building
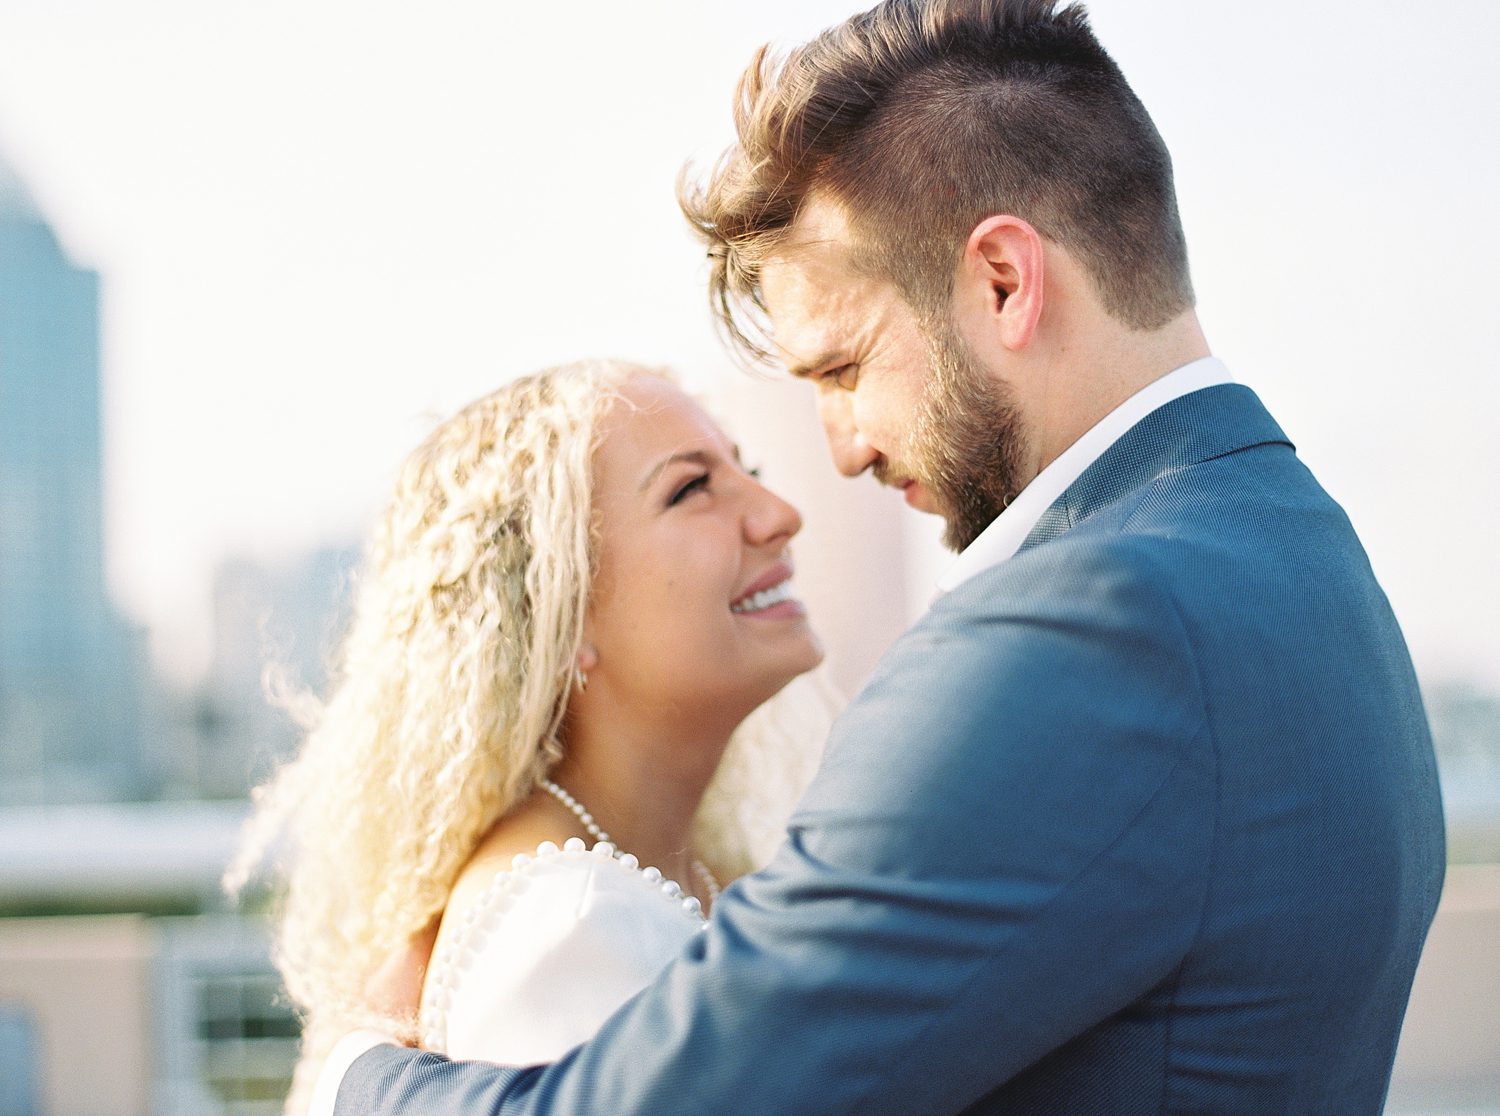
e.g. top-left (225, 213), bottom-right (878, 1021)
top-left (0, 151), bottom-right (146, 804)
top-left (168, 545), bottom-right (358, 800)
top-left (1427, 682), bottom-right (1500, 863)
top-left (0, 803), bottom-right (298, 1116)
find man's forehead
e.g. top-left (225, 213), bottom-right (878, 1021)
top-left (765, 198), bottom-right (855, 278)
top-left (758, 195), bottom-right (894, 369)
top-left (758, 250), bottom-right (837, 364)
top-left (780, 193), bottom-right (853, 252)
top-left (761, 202), bottom-right (857, 314)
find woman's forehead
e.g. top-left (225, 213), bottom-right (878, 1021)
top-left (595, 376), bottom-right (731, 483)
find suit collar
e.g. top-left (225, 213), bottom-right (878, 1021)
top-left (1016, 382), bottom-right (1292, 554)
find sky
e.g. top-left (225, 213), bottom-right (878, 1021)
top-left (0, 0), bottom-right (1496, 689)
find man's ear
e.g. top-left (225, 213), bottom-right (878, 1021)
top-left (959, 215), bottom-right (1045, 352)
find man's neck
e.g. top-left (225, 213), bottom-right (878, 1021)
top-left (1029, 310), bottom-right (1210, 477)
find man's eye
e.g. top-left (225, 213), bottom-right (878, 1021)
top-left (829, 364), bottom-right (858, 390)
top-left (668, 474), bottom-right (710, 506)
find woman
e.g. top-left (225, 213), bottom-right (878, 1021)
top-left (228, 359), bottom-right (834, 1113)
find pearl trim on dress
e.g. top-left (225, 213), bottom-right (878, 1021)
top-left (418, 837), bottom-right (707, 1052)
top-left (540, 779), bottom-right (721, 907)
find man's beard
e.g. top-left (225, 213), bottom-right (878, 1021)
top-left (901, 316), bottom-right (1026, 553)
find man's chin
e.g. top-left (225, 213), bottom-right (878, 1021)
top-left (904, 486), bottom-right (976, 553)
top-left (939, 519), bottom-right (976, 553)
top-left (893, 478), bottom-right (993, 552)
top-left (940, 499), bottom-right (1004, 554)
top-left (900, 479), bottom-right (942, 514)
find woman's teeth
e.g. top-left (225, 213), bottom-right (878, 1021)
top-left (731, 579), bottom-right (793, 614)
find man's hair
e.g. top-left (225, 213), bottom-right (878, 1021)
top-left (680, 0), bottom-right (1194, 360)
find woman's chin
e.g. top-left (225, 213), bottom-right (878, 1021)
top-left (760, 637), bottom-right (827, 699)
top-left (677, 632), bottom-right (826, 728)
top-left (797, 632), bottom-right (827, 675)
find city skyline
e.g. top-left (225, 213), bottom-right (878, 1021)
top-left (0, 0), bottom-right (1495, 690)
top-left (0, 155), bottom-right (145, 804)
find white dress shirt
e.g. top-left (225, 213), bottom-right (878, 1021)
top-left (935, 356), bottom-right (1234, 596)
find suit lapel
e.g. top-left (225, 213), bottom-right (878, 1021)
top-left (1018, 384), bottom-right (1293, 553)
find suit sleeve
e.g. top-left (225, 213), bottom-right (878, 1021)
top-left (334, 541), bottom-right (1217, 1116)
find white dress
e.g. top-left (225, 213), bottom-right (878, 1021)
top-left (418, 836), bottom-right (708, 1064)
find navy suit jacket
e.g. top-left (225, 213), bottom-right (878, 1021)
top-left (336, 385), bottom-right (1445, 1115)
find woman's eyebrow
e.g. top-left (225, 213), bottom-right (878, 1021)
top-left (639, 450), bottom-right (713, 492)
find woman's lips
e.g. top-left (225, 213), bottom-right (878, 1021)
top-left (730, 567), bottom-right (805, 618)
top-left (731, 562), bottom-right (791, 608)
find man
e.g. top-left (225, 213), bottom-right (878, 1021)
top-left (323, 1), bottom-right (1445, 1111)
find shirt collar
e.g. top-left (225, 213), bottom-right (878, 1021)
top-left (934, 356), bottom-right (1234, 596)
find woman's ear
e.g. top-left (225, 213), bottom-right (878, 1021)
top-left (575, 642), bottom-right (599, 674)
top-left (959, 214), bottom-right (1045, 352)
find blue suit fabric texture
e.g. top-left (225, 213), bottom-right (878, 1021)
top-left (337, 384), bottom-right (1446, 1115)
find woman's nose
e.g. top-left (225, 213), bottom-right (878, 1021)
top-left (744, 475), bottom-right (802, 547)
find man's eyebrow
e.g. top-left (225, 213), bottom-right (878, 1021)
top-left (786, 351), bottom-right (843, 380)
top-left (639, 450), bottom-right (713, 493)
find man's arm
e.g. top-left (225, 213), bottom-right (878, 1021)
top-left (334, 541), bottom-right (1215, 1115)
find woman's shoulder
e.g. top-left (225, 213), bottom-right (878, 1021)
top-left (420, 837), bottom-right (707, 1058)
top-left (433, 795), bottom-right (595, 940)
top-left (439, 835), bottom-right (709, 953)
top-left (441, 796), bottom-right (573, 923)
top-left (436, 792), bottom-right (710, 943)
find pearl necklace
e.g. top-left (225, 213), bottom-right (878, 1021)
top-left (540, 779), bottom-right (721, 908)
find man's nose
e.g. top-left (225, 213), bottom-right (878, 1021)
top-left (816, 389), bottom-right (879, 477)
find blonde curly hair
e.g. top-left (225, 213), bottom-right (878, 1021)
top-left (227, 359), bottom-right (836, 1112)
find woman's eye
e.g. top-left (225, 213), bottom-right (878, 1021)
top-left (668, 474), bottom-right (711, 506)
top-left (746, 465), bottom-right (763, 480)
